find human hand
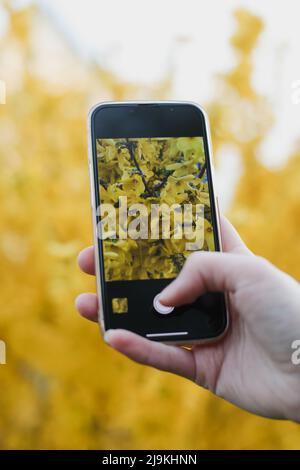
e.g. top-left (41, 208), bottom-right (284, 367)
top-left (76, 216), bottom-right (300, 422)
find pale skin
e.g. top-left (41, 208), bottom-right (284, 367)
top-left (76, 216), bottom-right (300, 423)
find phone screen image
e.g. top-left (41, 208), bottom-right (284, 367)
top-left (90, 103), bottom-right (227, 342)
top-left (97, 137), bottom-right (214, 283)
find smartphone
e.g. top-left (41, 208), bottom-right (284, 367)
top-left (87, 101), bottom-right (228, 345)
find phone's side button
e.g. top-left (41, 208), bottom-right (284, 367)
top-left (216, 195), bottom-right (222, 227)
top-left (216, 195), bottom-right (220, 215)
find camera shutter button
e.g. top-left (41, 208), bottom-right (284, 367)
top-left (153, 294), bottom-right (174, 315)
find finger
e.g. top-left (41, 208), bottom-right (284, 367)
top-left (77, 246), bottom-right (95, 275)
top-left (75, 293), bottom-right (98, 322)
top-left (104, 329), bottom-right (195, 381)
top-left (159, 251), bottom-right (260, 307)
top-left (219, 215), bottom-right (251, 255)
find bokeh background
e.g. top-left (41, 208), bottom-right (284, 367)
top-left (0, 0), bottom-right (300, 449)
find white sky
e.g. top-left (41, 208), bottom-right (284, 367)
top-left (34, 0), bottom-right (300, 166)
top-left (2, 0), bottom-right (300, 206)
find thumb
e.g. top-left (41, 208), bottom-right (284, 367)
top-left (159, 251), bottom-right (261, 307)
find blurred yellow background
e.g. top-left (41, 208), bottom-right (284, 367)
top-left (0, 1), bottom-right (299, 449)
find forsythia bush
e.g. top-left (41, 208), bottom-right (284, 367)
top-left (0, 4), bottom-right (299, 449)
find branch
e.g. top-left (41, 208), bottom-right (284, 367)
top-left (124, 139), bottom-right (155, 197)
top-left (198, 162), bottom-right (206, 180)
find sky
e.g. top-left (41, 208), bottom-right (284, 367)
top-left (34, 0), bottom-right (300, 166)
top-left (1, 0), bottom-right (300, 206)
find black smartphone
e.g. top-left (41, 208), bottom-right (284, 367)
top-left (87, 101), bottom-right (228, 344)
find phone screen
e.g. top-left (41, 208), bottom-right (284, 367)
top-left (91, 103), bottom-right (227, 342)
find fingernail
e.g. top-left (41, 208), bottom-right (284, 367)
top-left (104, 329), bottom-right (113, 344)
top-left (75, 295), bottom-right (82, 310)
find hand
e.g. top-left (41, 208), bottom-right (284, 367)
top-left (75, 216), bottom-right (300, 422)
